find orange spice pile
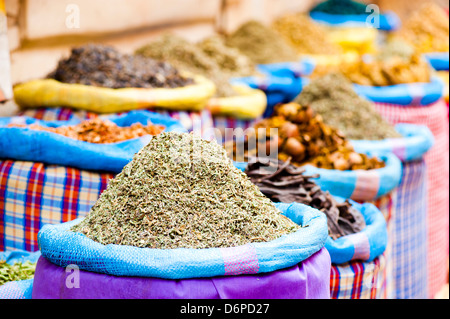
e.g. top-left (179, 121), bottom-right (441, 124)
top-left (8, 118), bottom-right (165, 144)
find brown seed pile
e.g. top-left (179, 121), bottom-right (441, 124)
top-left (8, 118), bottom-right (165, 144)
top-left (245, 157), bottom-right (366, 240)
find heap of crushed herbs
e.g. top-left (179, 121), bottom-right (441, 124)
top-left (71, 132), bottom-right (300, 249)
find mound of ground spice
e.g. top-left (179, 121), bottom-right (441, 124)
top-left (71, 132), bottom-right (300, 249)
top-left (225, 20), bottom-right (299, 64)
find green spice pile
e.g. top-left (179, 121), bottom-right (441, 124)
top-left (48, 44), bottom-right (194, 89)
top-left (71, 132), bottom-right (300, 249)
top-left (296, 73), bottom-right (401, 140)
top-left (225, 20), bottom-right (299, 64)
top-left (136, 34), bottom-right (242, 97)
top-left (245, 157), bottom-right (366, 240)
top-left (198, 35), bottom-right (256, 77)
top-left (310, 0), bottom-right (369, 15)
top-left (0, 261), bottom-right (36, 286)
top-left (272, 13), bottom-right (342, 55)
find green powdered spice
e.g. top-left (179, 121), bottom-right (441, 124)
top-left (296, 73), bottom-right (401, 140)
top-left (71, 132), bottom-right (300, 249)
top-left (0, 261), bottom-right (36, 286)
top-left (135, 34), bottom-right (236, 97)
top-left (198, 35), bottom-right (256, 77)
top-left (226, 20), bottom-right (299, 64)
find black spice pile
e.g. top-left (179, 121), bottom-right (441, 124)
top-left (245, 157), bottom-right (366, 240)
top-left (48, 44), bottom-right (194, 89)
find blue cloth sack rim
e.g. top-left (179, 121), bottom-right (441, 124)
top-left (0, 110), bottom-right (186, 173)
top-left (37, 202), bottom-right (328, 280)
top-left (424, 52), bottom-right (450, 71)
top-left (235, 153), bottom-right (402, 201)
top-left (351, 123), bottom-right (435, 162)
top-left (324, 199), bottom-right (387, 264)
top-left (353, 76), bottom-right (444, 106)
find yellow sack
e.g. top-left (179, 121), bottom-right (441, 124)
top-left (326, 27), bottom-right (378, 55)
top-left (13, 75), bottom-right (216, 113)
top-left (206, 85), bottom-right (267, 120)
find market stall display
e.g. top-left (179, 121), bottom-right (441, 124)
top-left (31, 133), bottom-right (331, 299)
top-left (1, 0), bottom-right (448, 301)
top-left (13, 44), bottom-right (216, 113)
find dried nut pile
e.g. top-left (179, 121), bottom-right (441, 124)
top-left (340, 54), bottom-right (431, 86)
top-left (0, 260), bottom-right (36, 286)
top-left (297, 73), bottom-right (402, 140)
top-left (48, 44), bottom-right (194, 89)
top-left (225, 20), bottom-right (299, 64)
top-left (245, 157), bottom-right (366, 240)
top-left (272, 13), bottom-right (342, 55)
top-left (396, 3), bottom-right (449, 53)
top-left (8, 118), bottom-right (165, 144)
top-left (235, 103), bottom-right (385, 170)
top-left (71, 132), bottom-right (300, 249)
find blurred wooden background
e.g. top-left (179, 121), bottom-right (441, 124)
top-left (3, 0), bottom-right (448, 86)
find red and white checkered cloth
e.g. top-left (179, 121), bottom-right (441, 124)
top-left (374, 99), bottom-right (449, 298)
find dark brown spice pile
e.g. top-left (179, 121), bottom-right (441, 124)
top-left (48, 44), bottom-right (194, 89)
top-left (245, 157), bottom-right (366, 240)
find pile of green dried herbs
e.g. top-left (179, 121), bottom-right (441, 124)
top-left (296, 73), bottom-right (401, 140)
top-left (48, 44), bottom-right (194, 89)
top-left (225, 20), bottom-right (299, 64)
top-left (245, 157), bottom-right (366, 240)
top-left (71, 132), bottom-right (300, 249)
top-left (0, 261), bottom-right (36, 286)
top-left (198, 35), bottom-right (256, 77)
top-left (136, 34), bottom-right (241, 97)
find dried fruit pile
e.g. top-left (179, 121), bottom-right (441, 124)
top-left (396, 3), bottom-right (449, 53)
top-left (233, 103), bottom-right (385, 170)
top-left (245, 157), bottom-right (366, 240)
top-left (8, 118), bottom-right (165, 144)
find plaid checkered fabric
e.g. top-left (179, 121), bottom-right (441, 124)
top-left (390, 160), bottom-right (429, 299)
top-left (0, 160), bottom-right (114, 252)
top-left (374, 99), bottom-right (449, 298)
top-left (370, 192), bottom-right (397, 299)
top-left (330, 253), bottom-right (387, 299)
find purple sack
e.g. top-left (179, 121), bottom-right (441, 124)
top-left (32, 248), bottom-right (331, 299)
